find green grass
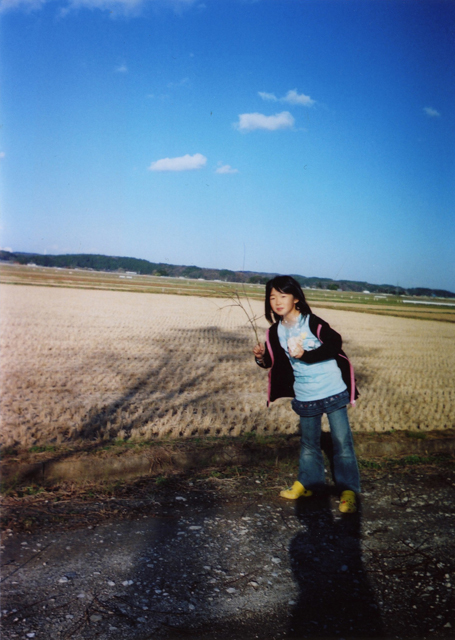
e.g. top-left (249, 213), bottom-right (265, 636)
top-left (28, 445), bottom-right (57, 453)
top-left (358, 459), bottom-right (383, 469)
top-left (359, 453), bottom-right (453, 469)
top-left (397, 455), bottom-right (433, 465)
top-left (405, 431), bottom-right (428, 440)
top-left (1, 482), bottom-right (45, 497)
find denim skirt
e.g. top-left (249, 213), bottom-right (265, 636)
top-left (291, 389), bottom-right (350, 417)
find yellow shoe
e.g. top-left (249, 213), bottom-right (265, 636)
top-left (339, 490), bottom-right (357, 513)
top-left (280, 481), bottom-right (313, 500)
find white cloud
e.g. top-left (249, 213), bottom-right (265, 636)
top-left (0, 246), bottom-right (13, 252)
top-left (423, 107), bottom-right (441, 118)
top-left (215, 164), bottom-right (238, 174)
top-left (0, 152), bottom-right (5, 159)
top-left (259, 89), bottom-right (315, 107)
top-left (115, 63), bottom-right (128, 73)
top-left (148, 153), bottom-right (207, 172)
top-left (235, 111), bottom-right (295, 132)
top-left (258, 91), bottom-right (278, 102)
top-left (283, 89), bottom-right (315, 106)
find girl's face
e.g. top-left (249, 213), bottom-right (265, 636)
top-left (269, 288), bottom-right (299, 320)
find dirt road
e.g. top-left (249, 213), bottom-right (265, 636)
top-left (1, 460), bottom-right (454, 639)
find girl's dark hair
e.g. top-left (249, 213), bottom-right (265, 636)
top-left (265, 275), bottom-right (312, 324)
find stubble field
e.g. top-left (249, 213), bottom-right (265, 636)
top-left (1, 284), bottom-right (454, 448)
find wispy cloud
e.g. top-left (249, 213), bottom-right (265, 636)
top-left (215, 164), bottom-right (238, 174)
top-left (1, 0), bottom-right (199, 14)
top-left (0, 152), bottom-right (5, 159)
top-left (115, 63), bottom-right (128, 73)
top-left (62, 0), bottom-right (148, 16)
top-left (259, 89), bottom-right (316, 107)
top-left (167, 77), bottom-right (190, 89)
top-left (423, 107), bottom-right (441, 118)
top-left (148, 153), bottom-right (207, 172)
top-left (235, 111), bottom-right (295, 132)
top-left (0, 0), bottom-right (45, 11)
top-left (258, 91), bottom-right (278, 102)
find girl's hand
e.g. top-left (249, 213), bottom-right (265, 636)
top-left (253, 343), bottom-right (266, 360)
top-left (287, 335), bottom-right (305, 358)
top-left (289, 344), bottom-right (304, 358)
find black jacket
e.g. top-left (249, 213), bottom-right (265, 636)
top-left (256, 314), bottom-right (359, 406)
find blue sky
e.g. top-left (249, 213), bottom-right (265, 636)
top-left (1, 0), bottom-right (454, 291)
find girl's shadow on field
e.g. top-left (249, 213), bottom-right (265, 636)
top-left (287, 493), bottom-right (384, 638)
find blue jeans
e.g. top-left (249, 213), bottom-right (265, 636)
top-left (293, 395), bottom-right (361, 494)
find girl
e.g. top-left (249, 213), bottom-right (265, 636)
top-left (253, 275), bottom-right (360, 513)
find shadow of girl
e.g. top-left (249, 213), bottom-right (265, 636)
top-left (287, 495), bottom-right (384, 639)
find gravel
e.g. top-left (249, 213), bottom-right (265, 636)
top-left (1, 464), bottom-right (455, 639)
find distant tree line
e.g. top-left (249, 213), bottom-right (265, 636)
top-left (1, 250), bottom-right (453, 298)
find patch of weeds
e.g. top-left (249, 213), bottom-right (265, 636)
top-left (0, 446), bottom-right (19, 459)
top-left (389, 454), bottom-right (452, 467)
top-left (134, 441), bottom-right (151, 449)
top-left (209, 470), bottom-right (222, 478)
top-left (239, 431), bottom-right (257, 442)
top-left (155, 475), bottom-right (169, 486)
top-left (398, 455), bottom-right (433, 465)
top-left (108, 439), bottom-right (147, 451)
top-left (0, 478), bottom-right (18, 496)
top-left (359, 459), bottom-right (383, 469)
top-left (224, 465), bottom-right (241, 477)
top-left (277, 459), bottom-right (297, 471)
top-left (405, 431), bottom-right (427, 440)
top-left (21, 485), bottom-right (45, 496)
top-left (103, 480), bottom-right (124, 496)
top-left (28, 445), bottom-right (56, 453)
top-left (360, 454), bottom-right (454, 470)
top-left (237, 432), bottom-right (275, 447)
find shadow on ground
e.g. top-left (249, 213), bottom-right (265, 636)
top-left (288, 495), bottom-right (384, 638)
top-left (2, 461), bottom-right (455, 639)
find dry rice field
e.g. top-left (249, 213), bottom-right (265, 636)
top-left (1, 284), bottom-right (454, 448)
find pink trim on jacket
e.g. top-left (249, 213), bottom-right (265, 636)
top-left (338, 354), bottom-right (356, 406)
top-left (265, 328), bottom-right (275, 406)
top-left (316, 322), bottom-right (356, 406)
